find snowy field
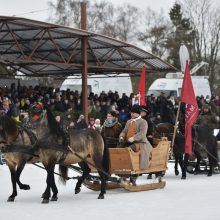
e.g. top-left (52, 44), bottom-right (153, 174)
top-left (0, 162), bottom-right (220, 220)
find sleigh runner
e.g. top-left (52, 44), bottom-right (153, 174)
top-left (84, 137), bottom-right (171, 192)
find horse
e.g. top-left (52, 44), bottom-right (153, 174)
top-left (153, 122), bottom-right (218, 179)
top-left (28, 103), bottom-right (107, 203)
top-left (0, 115), bottom-right (38, 201)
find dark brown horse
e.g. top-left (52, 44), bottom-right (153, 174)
top-left (0, 115), bottom-right (38, 201)
top-left (28, 103), bottom-right (107, 203)
top-left (153, 122), bottom-right (218, 179)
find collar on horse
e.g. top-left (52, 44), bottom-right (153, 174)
top-left (1, 125), bottom-right (38, 156)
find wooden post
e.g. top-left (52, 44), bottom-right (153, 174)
top-left (171, 102), bottom-right (181, 150)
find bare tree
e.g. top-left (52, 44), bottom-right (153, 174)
top-left (87, 1), bottom-right (115, 33)
top-left (47, 0), bottom-right (81, 28)
top-left (181, 0), bottom-right (220, 91)
top-left (138, 8), bottom-right (171, 58)
top-left (114, 4), bottom-right (141, 43)
top-left (47, 1), bottom-right (142, 44)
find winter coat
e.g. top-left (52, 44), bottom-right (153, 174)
top-left (120, 117), bottom-right (152, 169)
top-left (197, 112), bottom-right (219, 130)
top-left (101, 120), bottom-right (122, 148)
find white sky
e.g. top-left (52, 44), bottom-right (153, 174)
top-left (0, 0), bottom-right (176, 22)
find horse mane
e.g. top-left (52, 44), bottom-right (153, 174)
top-left (43, 105), bottom-right (63, 137)
top-left (0, 115), bottom-right (18, 136)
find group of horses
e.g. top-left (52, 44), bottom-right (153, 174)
top-left (0, 103), bottom-right (107, 203)
top-left (0, 103), bottom-right (219, 203)
top-left (153, 122), bottom-right (219, 179)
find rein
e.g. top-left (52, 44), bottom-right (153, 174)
top-left (1, 125), bottom-right (38, 156)
top-left (66, 145), bottom-right (119, 183)
top-left (192, 125), bottom-right (218, 161)
top-left (158, 125), bottom-right (218, 162)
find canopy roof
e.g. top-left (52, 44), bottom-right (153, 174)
top-left (0, 16), bottom-right (177, 77)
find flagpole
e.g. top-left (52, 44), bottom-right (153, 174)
top-left (171, 101), bottom-right (181, 151)
top-left (138, 92), bottom-right (141, 105)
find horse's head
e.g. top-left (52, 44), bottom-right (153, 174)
top-left (28, 102), bottom-right (44, 125)
top-left (153, 122), bottom-right (174, 139)
top-left (29, 102), bottom-right (62, 138)
top-left (0, 124), bottom-right (7, 148)
top-left (0, 115), bottom-right (18, 148)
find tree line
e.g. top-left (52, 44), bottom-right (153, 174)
top-left (1, 0), bottom-right (219, 94)
top-left (47, 0), bottom-right (220, 94)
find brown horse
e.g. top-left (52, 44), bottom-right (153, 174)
top-left (0, 115), bottom-right (38, 201)
top-left (28, 103), bottom-right (107, 203)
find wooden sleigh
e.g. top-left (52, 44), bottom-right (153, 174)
top-left (84, 137), bottom-right (171, 192)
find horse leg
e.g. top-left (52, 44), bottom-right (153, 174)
top-left (177, 155), bottom-right (184, 179)
top-left (207, 136), bottom-right (218, 177)
top-left (174, 155), bottom-right (179, 176)
top-left (147, 173), bottom-right (153, 179)
top-left (75, 161), bottom-right (91, 194)
top-left (194, 151), bottom-right (201, 175)
top-left (42, 164), bottom-right (58, 204)
top-left (97, 170), bottom-right (106, 199)
top-left (16, 162), bottom-right (30, 190)
top-left (7, 164), bottom-right (17, 202)
top-left (94, 157), bottom-right (106, 199)
top-left (181, 153), bottom-right (189, 179)
top-left (208, 155), bottom-right (213, 176)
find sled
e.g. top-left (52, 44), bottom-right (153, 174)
top-left (83, 137), bottom-right (170, 192)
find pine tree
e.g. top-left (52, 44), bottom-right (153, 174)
top-left (166, 3), bottom-right (195, 69)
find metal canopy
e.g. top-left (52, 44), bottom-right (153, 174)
top-left (0, 16), bottom-right (176, 77)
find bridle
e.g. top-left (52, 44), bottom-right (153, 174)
top-left (29, 103), bottom-right (44, 126)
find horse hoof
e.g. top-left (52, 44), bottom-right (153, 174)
top-left (51, 196), bottom-right (58, 201)
top-left (181, 176), bottom-right (186, 180)
top-left (41, 199), bottom-right (50, 204)
top-left (98, 195), bottom-right (104, 199)
top-left (175, 170), bottom-right (179, 176)
top-left (147, 175), bottom-right (152, 179)
top-left (207, 173), bottom-right (212, 177)
top-left (75, 188), bottom-right (81, 194)
top-left (7, 197), bottom-right (15, 202)
top-left (20, 185), bottom-right (30, 190)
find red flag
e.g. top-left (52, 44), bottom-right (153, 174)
top-left (180, 61), bottom-right (199, 155)
top-left (138, 64), bottom-right (146, 106)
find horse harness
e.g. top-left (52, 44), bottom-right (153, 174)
top-left (1, 125), bottom-right (38, 157)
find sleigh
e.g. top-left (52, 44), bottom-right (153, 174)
top-left (83, 137), bottom-right (171, 192)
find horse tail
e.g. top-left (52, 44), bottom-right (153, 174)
top-left (58, 165), bottom-right (68, 185)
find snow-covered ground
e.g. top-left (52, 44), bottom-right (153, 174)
top-left (0, 162), bottom-right (219, 220)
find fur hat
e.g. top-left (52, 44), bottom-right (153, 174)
top-left (131, 104), bottom-right (141, 114)
top-left (141, 105), bottom-right (151, 114)
top-left (203, 104), bottom-right (211, 110)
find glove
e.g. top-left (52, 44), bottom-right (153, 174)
top-left (128, 137), bottom-right (134, 143)
top-left (119, 137), bottom-right (124, 143)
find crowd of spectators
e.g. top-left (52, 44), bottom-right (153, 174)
top-left (0, 83), bottom-right (219, 130)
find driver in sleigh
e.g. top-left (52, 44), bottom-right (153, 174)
top-left (119, 104), bottom-right (152, 170)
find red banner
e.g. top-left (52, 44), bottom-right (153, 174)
top-left (180, 61), bottom-right (199, 155)
top-left (138, 64), bottom-right (146, 106)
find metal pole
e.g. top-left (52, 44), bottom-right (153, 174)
top-left (81, 2), bottom-right (88, 123)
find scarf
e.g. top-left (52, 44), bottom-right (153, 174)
top-left (104, 118), bottom-right (118, 128)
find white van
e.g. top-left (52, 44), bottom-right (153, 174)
top-left (147, 72), bottom-right (211, 98)
top-left (60, 73), bottom-right (133, 97)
